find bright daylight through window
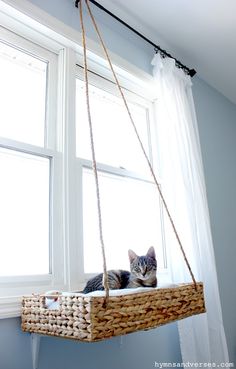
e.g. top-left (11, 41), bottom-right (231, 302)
top-left (0, 41), bottom-right (47, 146)
top-left (76, 78), bottom-right (166, 274)
top-left (0, 40), bottom-right (50, 277)
top-left (0, 148), bottom-right (50, 276)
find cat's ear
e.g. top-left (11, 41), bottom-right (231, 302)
top-left (128, 249), bottom-right (137, 263)
top-left (147, 246), bottom-right (156, 259)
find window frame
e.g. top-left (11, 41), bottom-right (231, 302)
top-left (0, 0), bottom-right (172, 318)
top-left (0, 27), bottom-right (66, 309)
top-left (75, 66), bottom-right (171, 286)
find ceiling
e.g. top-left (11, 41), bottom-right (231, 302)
top-left (98, 0), bottom-right (236, 105)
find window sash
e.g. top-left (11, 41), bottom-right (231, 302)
top-left (0, 28), bottom-right (65, 300)
top-left (0, 139), bottom-right (65, 296)
top-left (75, 68), bottom-right (169, 279)
top-left (75, 68), bottom-right (155, 176)
top-left (0, 25), bottom-right (58, 150)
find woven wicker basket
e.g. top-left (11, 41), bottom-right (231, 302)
top-left (21, 282), bottom-right (205, 342)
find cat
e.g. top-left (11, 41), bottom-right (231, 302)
top-left (82, 246), bottom-right (157, 293)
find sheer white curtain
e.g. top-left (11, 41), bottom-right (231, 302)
top-left (151, 54), bottom-right (229, 364)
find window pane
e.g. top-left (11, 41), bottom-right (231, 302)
top-left (0, 148), bottom-right (50, 276)
top-left (83, 168), bottom-right (165, 273)
top-left (0, 41), bottom-right (47, 146)
top-left (76, 79), bottom-right (150, 174)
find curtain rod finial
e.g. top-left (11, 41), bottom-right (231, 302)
top-left (189, 69), bottom-right (197, 77)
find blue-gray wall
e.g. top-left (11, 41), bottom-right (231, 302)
top-left (0, 318), bottom-right (181, 369)
top-left (0, 1), bottom-right (235, 368)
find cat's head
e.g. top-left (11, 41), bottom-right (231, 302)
top-left (128, 246), bottom-right (157, 281)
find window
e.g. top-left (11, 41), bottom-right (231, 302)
top-left (0, 148), bottom-right (50, 276)
top-left (0, 41), bottom-right (47, 146)
top-left (0, 28), bottom-right (63, 302)
top-left (76, 80), bottom-right (150, 174)
top-left (76, 72), bottom-right (167, 277)
top-left (0, 3), bottom-right (170, 318)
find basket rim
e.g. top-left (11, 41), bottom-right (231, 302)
top-left (22, 281), bottom-right (204, 301)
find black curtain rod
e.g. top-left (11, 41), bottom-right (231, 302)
top-left (75, 0), bottom-right (196, 77)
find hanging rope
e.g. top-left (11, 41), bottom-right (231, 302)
top-left (79, 0), bottom-right (197, 290)
top-left (79, 0), bottom-right (110, 304)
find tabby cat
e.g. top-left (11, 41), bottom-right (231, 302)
top-left (82, 246), bottom-right (157, 293)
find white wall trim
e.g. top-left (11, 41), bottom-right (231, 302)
top-left (0, 296), bottom-right (21, 319)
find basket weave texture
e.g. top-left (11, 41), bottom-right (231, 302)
top-left (21, 282), bottom-right (205, 342)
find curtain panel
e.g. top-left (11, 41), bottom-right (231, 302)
top-left (151, 54), bottom-right (228, 364)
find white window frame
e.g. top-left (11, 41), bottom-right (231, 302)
top-left (75, 67), bottom-right (170, 287)
top-left (0, 27), bottom-right (66, 317)
top-left (0, 0), bottom-right (172, 318)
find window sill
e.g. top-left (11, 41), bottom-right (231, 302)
top-left (0, 273), bottom-right (172, 320)
top-left (0, 278), bottom-right (68, 319)
top-left (0, 296), bottom-right (21, 319)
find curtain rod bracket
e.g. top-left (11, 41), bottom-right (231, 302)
top-left (75, 0), bottom-right (80, 8)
